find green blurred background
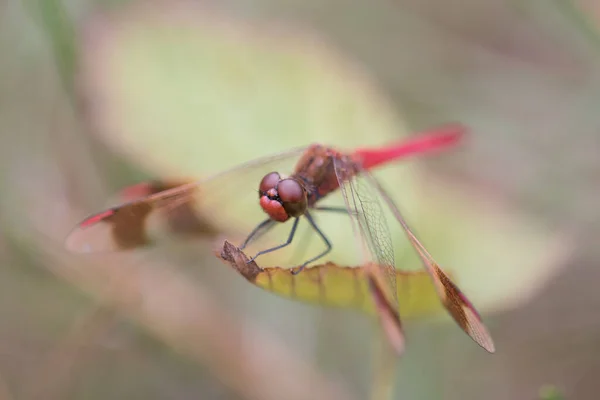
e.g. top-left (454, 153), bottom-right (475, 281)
top-left (1, 0), bottom-right (599, 399)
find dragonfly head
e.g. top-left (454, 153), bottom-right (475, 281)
top-left (258, 172), bottom-right (307, 222)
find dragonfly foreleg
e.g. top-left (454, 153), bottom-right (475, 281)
top-left (291, 212), bottom-right (332, 275)
top-left (247, 217), bottom-right (300, 264)
top-left (240, 218), bottom-right (275, 250)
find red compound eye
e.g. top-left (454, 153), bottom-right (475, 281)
top-left (259, 172), bottom-right (281, 194)
top-left (277, 179), bottom-right (307, 217)
top-left (277, 179), bottom-right (304, 204)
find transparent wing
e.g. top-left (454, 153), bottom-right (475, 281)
top-left (332, 157), bottom-right (398, 306)
top-left (332, 157), bottom-right (404, 354)
top-left (363, 174), bottom-right (495, 353)
top-left (65, 146), bottom-right (308, 253)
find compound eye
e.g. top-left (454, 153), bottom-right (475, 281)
top-left (277, 179), bottom-right (305, 204)
top-left (259, 172), bottom-right (281, 194)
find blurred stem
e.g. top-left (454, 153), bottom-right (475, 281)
top-left (23, 0), bottom-right (77, 98)
top-left (370, 334), bottom-right (398, 400)
top-left (30, 233), bottom-right (355, 400)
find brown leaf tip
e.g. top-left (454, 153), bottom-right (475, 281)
top-left (218, 240), bottom-right (262, 282)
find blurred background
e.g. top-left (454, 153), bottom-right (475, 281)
top-left (1, 0), bottom-right (599, 399)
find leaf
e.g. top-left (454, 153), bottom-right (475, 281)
top-left (79, 4), bottom-right (414, 180)
top-left (219, 240), bottom-right (446, 320)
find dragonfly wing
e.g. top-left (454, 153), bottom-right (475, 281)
top-left (364, 173), bottom-right (495, 353)
top-left (332, 158), bottom-right (398, 304)
top-left (332, 157), bottom-right (403, 355)
top-left (114, 180), bottom-right (223, 237)
top-left (65, 181), bottom-right (199, 252)
top-left (65, 147), bottom-right (307, 253)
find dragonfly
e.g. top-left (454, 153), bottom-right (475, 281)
top-left (65, 124), bottom-right (495, 355)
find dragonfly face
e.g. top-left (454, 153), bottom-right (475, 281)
top-left (258, 172), bottom-right (309, 222)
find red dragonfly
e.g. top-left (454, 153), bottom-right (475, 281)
top-left (65, 124), bottom-right (495, 355)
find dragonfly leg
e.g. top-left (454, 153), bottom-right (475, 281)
top-left (285, 207), bottom-right (349, 265)
top-left (314, 206), bottom-right (357, 216)
top-left (240, 218), bottom-right (275, 250)
top-left (284, 215), bottom-right (317, 265)
top-left (313, 206), bottom-right (348, 213)
top-left (291, 212), bottom-right (331, 275)
top-left (247, 217), bottom-right (300, 263)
